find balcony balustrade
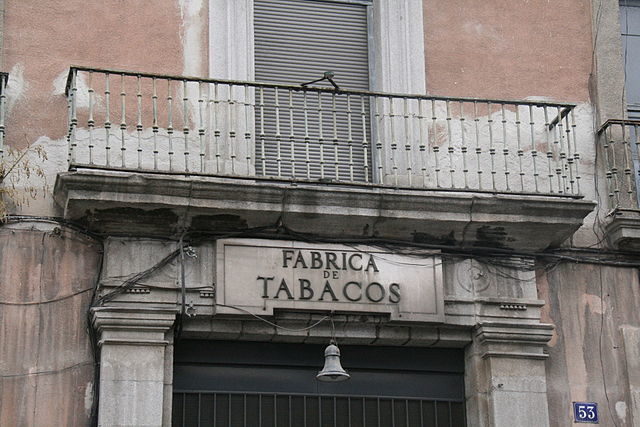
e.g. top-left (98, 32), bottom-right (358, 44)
top-left (599, 119), bottom-right (640, 210)
top-left (598, 119), bottom-right (640, 249)
top-left (65, 67), bottom-right (582, 197)
top-left (55, 67), bottom-right (594, 250)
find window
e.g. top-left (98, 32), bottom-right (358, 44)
top-left (621, 0), bottom-right (640, 118)
top-left (254, 0), bottom-right (371, 180)
top-left (209, 0), bottom-right (426, 180)
top-left (619, 0), bottom-right (640, 199)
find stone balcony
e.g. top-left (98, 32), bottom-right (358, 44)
top-left (598, 119), bottom-right (640, 251)
top-left (54, 67), bottom-right (595, 250)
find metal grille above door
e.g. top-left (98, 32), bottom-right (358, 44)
top-left (253, 0), bottom-right (372, 182)
top-left (172, 341), bottom-right (466, 427)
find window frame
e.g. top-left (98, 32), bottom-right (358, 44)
top-left (208, 0), bottom-right (426, 94)
top-left (208, 0), bottom-right (427, 182)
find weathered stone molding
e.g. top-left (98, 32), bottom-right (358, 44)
top-left (605, 209), bottom-right (640, 251)
top-left (473, 321), bottom-right (553, 360)
top-left (93, 306), bottom-right (176, 346)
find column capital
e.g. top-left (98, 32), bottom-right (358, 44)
top-left (91, 307), bottom-right (177, 347)
top-left (473, 321), bottom-right (554, 360)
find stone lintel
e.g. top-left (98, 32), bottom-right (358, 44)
top-left (179, 316), bottom-right (472, 348)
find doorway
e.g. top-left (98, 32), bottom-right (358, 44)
top-left (172, 340), bottom-right (466, 426)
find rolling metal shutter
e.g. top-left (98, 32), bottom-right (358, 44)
top-left (254, 0), bottom-right (371, 181)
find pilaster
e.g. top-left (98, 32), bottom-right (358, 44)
top-left (465, 321), bottom-right (553, 427)
top-left (92, 307), bottom-right (177, 427)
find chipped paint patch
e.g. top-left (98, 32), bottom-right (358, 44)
top-left (582, 293), bottom-right (605, 315)
top-left (463, 22), bottom-right (503, 43)
top-left (5, 136), bottom-right (69, 216)
top-left (84, 381), bottom-right (94, 414)
top-left (615, 401), bottom-right (627, 422)
top-left (52, 69), bottom-right (102, 109)
top-left (179, 0), bottom-right (204, 77)
top-left (6, 63), bottom-right (27, 113)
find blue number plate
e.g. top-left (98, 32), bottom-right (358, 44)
top-left (573, 402), bottom-right (599, 423)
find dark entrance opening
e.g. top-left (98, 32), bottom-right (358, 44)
top-left (173, 340), bottom-right (466, 426)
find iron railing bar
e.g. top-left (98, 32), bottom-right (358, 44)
top-left (182, 393), bottom-right (186, 427)
top-left (391, 398), bottom-right (395, 427)
top-left (547, 106), bottom-right (572, 130)
top-left (598, 118), bottom-right (640, 134)
top-left (174, 390), bottom-right (467, 403)
top-left (434, 401), bottom-right (438, 427)
top-left (65, 66), bottom-right (577, 108)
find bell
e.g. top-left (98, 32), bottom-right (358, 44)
top-left (316, 341), bottom-right (350, 382)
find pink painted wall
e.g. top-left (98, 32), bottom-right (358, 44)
top-left (539, 264), bottom-right (640, 426)
top-left (3, 0), bottom-right (206, 145)
top-left (0, 226), bottom-right (102, 426)
top-left (423, 0), bottom-right (593, 102)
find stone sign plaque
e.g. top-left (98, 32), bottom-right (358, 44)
top-left (216, 239), bottom-right (444, 323)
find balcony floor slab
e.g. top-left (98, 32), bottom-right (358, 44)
top-left (54, 169), bottom-right (595, 251)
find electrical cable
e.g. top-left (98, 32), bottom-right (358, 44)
top-left (215, 303), bottom-right (330, 332)
top-left (0, 287), bottom-right (94, 305)
top-left (598, 266), bottom-right (620, 427)
top-left (1, 214), bottom-right (101, 240)
top-left (0, 361), bottom-right (94, 379)
top-left (86, 233), bottom-right (105, 427)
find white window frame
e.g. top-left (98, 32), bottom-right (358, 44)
top-left (209, 0), bottom-right (426, 94)
top-left (208, 0), bottom-right (427, 181)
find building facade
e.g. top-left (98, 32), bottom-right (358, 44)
top-left (1, 0), bottom-right (640, 426)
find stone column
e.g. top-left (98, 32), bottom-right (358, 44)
top-left (465, 321), bottom-right (554, 427)
top-left (92, 307), bottom-right (176, 427)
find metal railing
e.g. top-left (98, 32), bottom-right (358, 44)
top-left (172, 391), bottom-right (466, 427)
top-left (598, 119), bottom-right (640, 210)
top-left (66, 66), bottom-right (582, 196)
